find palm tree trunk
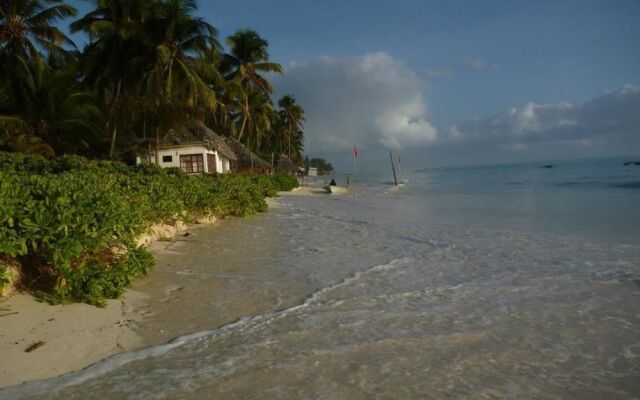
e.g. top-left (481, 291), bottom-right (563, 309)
top-left (237, 115), bottom-right (248, 142)
top-left (155, 126), bottom-right (161, 165)
top-left (107, 79), bottom-right (123, 159)
top-left (143, 119), bottom-right (151, 163)
top-left (109, 124), bottom-right (118, 159)
top-left (237, 96), bottom-right (250, 142)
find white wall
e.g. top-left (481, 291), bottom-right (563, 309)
top-left (137, 146), bottom-right (232, 174)
top-left (215, 153), bottom-right (223, 173)
top-left (215, 155), bottom-right (231, 173)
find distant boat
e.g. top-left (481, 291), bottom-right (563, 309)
top-left (623, 161), bottom-right (640, 166)
top-left (540, 164), bottom-right (554, 169)
top-left (324, 185), bottom-right (348, 194)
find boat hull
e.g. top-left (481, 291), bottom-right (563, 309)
top-left (323, 185), bottom-right (348, 194)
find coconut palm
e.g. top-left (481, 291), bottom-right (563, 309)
top-left (277, 94), bottom-right (305, 159)
top-left (141, 0), bottom-right (220, 162)
top-left (0, 55), bottom-right (102, 156)
top-left (240, 87), bottom-right (273, 150)
top-left (288, 128), bottom-right (304, 164)
top-left (222, 29), bottom-right (282, 143)
top-left (0, 0), bottom-right (76, 60)
top-left (203, 77), bottom-right (239, 138)
top-left (70, 0), bottom-right (150, 87)
top-left (70, 0), bottom-right (151, 159)
top-left (222, 28), bottom-right (283, 93)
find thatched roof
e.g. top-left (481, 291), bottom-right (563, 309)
top-left (163, 121), bottom-right (237, 161)
top-left (277, 155), bottom-right (301, 174)
top-left (224, 137), bottom-right (271, 170)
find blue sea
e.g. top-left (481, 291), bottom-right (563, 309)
top-left (368, 156), bottom-right (640, 243)
top-left (3, 156), bottom-right (640, 399)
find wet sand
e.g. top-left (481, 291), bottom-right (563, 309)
top-left (0, 192), bottom-right (313, 389)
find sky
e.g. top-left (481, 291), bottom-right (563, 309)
top-left (63, 0), bottom-right (640, 170)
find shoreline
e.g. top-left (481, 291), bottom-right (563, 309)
top-left (0, 289), bottom-right (146, 388)
top-left (0, 221), bottom-right (202, 388)
top-left (0, 187), bottom-right (319, 389)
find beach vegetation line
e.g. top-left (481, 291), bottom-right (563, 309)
top-left (0, 151), bottom-right (298, 306)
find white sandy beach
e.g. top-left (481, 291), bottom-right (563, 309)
top-left (0, 290), bottom-right (145, 387)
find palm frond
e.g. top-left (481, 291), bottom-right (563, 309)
top-left (254, 61), bottom-right (283, 74)
top-left (0, 115), bottom-right (28, 132)
top-left (26, 4), bottom-right (77, 26)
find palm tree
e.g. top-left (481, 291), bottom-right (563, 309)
top-left (222, 28), bottom-right (283, 93)
top-left (278, 94), bottom-right (305, 159)
top-left (239, 87), bottom-right (273, 150)
top-left (73, 0), bottom-right (221, 160)
top-left (70, 0), bottom-right (151, 159)
top-left (288, 128), bottom-right (304, 164)
top-left (222, 29), bottom-right (282, 142)
top-left (141, 0), bottom-right (220, 162)
top-left (263, 109), bottom-right (282, 155)
top-left (143, 0), bottom-right (219, 100)
top-left (0, 0), bottom-right (76, 60)
top-left (0, 55), bottom-right (102, 156)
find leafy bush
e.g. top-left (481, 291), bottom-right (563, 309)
top-left (0, 264), bottom-right (11, 294)
top-left (0, 151), bottom-right (297, 306)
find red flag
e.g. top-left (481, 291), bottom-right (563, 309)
top-left (353, 144), bottom-right (358, 160)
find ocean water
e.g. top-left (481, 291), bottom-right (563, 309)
top-left (3, 157), bottom-right (640, 399)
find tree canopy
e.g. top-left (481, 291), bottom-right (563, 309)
top-left (305, 157), bottom-right (334, 175)
top-left (0, 0), bottom-right (306, 165)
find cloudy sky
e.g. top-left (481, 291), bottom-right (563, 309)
top-left (66, 0), bottom-right (640, 169)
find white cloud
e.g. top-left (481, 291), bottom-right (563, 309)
top-left (448, 85), bottom-right (640, 150)
top-left (425, 67), bottom-right (455, 79)
top-left (449, 125), bottom-right (463, 140)
top-left (273, 52), bottom-right (437, 152)
top-left (464, 57), bottom-right (498, 70)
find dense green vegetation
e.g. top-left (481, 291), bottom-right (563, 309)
top-left (0, 152), bottom-right (298, 305)
top-left (0, 0), bottom-right (306, 164)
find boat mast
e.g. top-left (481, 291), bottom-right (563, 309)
top-left (389, 150), bottom-right (398, 186)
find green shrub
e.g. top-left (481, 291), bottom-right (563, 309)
top-left (0, 264), bottom-right (10, 294)
top-left (0, 151), bottom-right (296, 306)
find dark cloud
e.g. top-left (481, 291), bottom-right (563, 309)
top-left (334, 85), bottom-right (640, 170)
top-left (449, 85), bottom-right (640, 152)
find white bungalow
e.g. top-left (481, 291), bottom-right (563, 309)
top-left (137, 121), bottom-right (237, 174)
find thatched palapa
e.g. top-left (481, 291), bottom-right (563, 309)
top-left (224, 137), bottom-right (272, 173)
top-left (163, 121), bottom-right (237, 161)
top-left (277, 155), bottom-right (301, 176)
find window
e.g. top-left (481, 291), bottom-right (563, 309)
top-left (162, 155), bottom-right (173, 163)
top-left (180, 154), bottom-right (204, 173)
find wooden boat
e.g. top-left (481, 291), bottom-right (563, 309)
top-left (323, 185), bottom-right (348, 194)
